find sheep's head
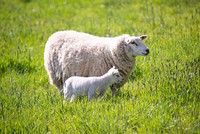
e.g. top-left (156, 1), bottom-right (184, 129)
top-left (108, 66), bottom-right (123, 83)
top-left (124, 35), bottom-right (149, 57)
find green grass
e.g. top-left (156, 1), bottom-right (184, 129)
top-left (0, 0), bottom-right (199, 133)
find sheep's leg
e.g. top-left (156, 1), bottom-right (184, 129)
top-left (57, 77), bottom-right (64, 95)
top-left (50, 78), bottom-right (63, 96)
top-left (60, 73), bottom-right (69, 96)
top-left (59, 87), bottom-right (64, 96)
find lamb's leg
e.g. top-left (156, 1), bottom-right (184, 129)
top-left (111, 85), bottom-right (120, 96)
top-left (64, 91), bottom-right (72, 102)
top-left (88, 88), bottom-right (95, 102)
top-left (97, 89), bottom-right (106, 99)
top-left (70, 95), bottom-right (76, 102)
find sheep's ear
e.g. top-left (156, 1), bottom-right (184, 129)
top-left (140, 35), bottom-right (148, 40)
top-left (113, 66), bottom-right (116, 69)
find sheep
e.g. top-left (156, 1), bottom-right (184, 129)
top-left (44, 30), bottom-right (149, 95)
top-left (64, 66), bottom-right (122, 102)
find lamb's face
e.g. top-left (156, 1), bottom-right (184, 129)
top-left (110, 68), bottom-right (123, 83)
top-left (124, 35), bottom-right (149, 57)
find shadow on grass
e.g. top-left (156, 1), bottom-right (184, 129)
top-left (20, 0), bottom-right (32, 3)
top-left (0, 58), bottom-right (36, 76)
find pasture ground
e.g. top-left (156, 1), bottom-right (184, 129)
top-left (0, 0), bottom-right (199, 133)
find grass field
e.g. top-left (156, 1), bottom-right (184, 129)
top-left (0, 0), bottom-right (199, 133)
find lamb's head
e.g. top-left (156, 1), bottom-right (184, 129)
top-left (124, 35), bottom-right (149, 57)
top-left (108, 66), bottom-right (123, 83)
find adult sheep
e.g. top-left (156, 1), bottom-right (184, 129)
top-left (44, 30), bottom-right (149, 95)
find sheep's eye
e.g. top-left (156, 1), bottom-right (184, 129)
top-left (131, 42), bottom-right (138, 46)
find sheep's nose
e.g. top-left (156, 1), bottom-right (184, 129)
top-left (146, 49), bottom-right (150, 54)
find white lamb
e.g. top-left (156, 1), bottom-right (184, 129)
top-left (44, 30), bottom-right (149, 95)
top-left (64, 66), bottom-right (122, 102)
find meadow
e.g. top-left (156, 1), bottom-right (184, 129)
top-left (0, 0), bottom-right (199, 133)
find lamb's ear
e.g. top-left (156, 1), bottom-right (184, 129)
top-left (125, 38), bottom-right (131, 44)
top-left (140, 35), bottom-right (148, 40)
top-left (113, 66), bottom-right (116, 69)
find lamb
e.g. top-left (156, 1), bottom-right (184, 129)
top-left (64, 66), bottom-right (122, 102)
top-left (44, 30), bottom-right (149, 95)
